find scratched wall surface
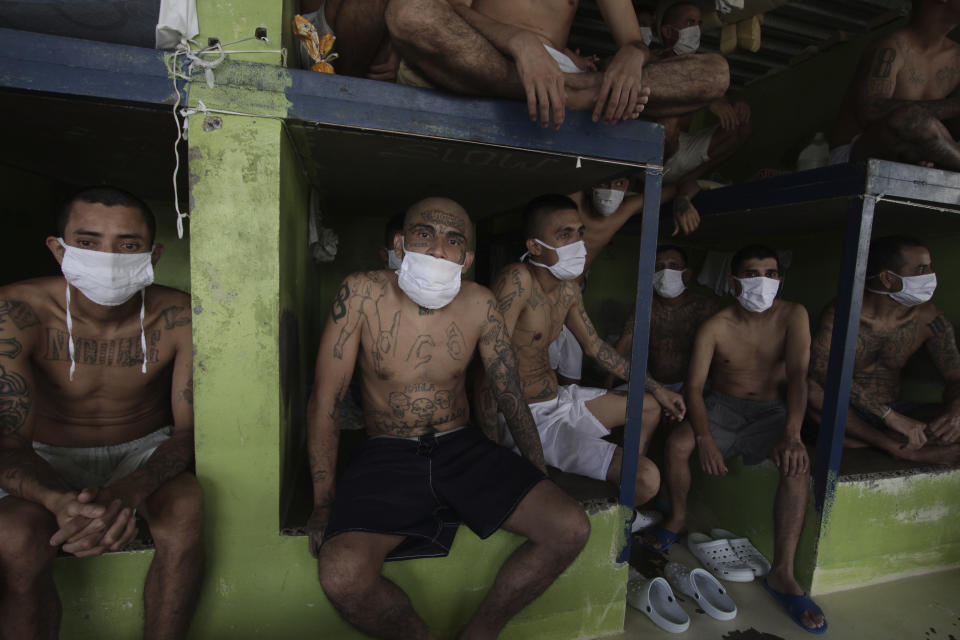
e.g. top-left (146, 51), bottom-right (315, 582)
top-left (813, 468), bottom-right (960, 594)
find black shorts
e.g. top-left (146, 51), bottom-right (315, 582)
top-left (323, 426), bottom-right (546, 561)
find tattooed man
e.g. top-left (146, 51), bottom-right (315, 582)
top-left (652, 245), bottom-right (825, 634)
top-left (808, 236), bottom-right (960, 465)
top-left (307, 197), bottom-right (588, 640)
top-left (0, 187), bottom-right (202, 640)
top-left (484, 195), bottom-right (686, 524)
top-left (831, 0), bottom-right (960, 170)
top-left (606, 244), bottom-right (722, 390)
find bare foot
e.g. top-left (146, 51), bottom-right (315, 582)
top-left (765, 570), bottom-right (826, 632)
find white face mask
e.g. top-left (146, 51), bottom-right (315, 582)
top-left (59, 238), bottom-right (154, 306)
top-left (396, 240), bottom-right (463, 309)
top-left (734, 276), bottom-right (779, 313)
top-left (672, 25), bottom-right (700, 55)
top-left (386, 247), bottom-right (403, 271)
top-left (639, 26), bottom-right (654, 46)
top-left (527, 239), bottom-right (587, 281)
top-left (592, 188), bottom-right (625, 216)
top-left (870, 272), bottom-right (937, 307)
top-left (653, 268), bottom-right (686, 299)
top-left (58, 238), bottom-right (153, 381)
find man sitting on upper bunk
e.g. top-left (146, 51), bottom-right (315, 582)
top-left (482, 195), bottom-right (686, 530)
top-left (652, 2), bottom-right (752, 232)
top-left (646, 244), bottom-right (825, 634)
top-left (307, 196), bottom-right (590, 640)
top-left (605, 244), bottom-right (723, 391)
top-left (808, 235), bottom-right (960, 466)
top-left (383, 0), bottom-right (730, 130)
top-left (0, 187), bottom-right (203, 640)
top-left (830, 0), bottom-right (960, 172)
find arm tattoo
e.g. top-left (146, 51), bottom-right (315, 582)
top-left (479, 301), bottom-right (545, 469)
top-left (160, 306), bottom-right (191, 330)
top-left (0, 449), bottom-right (67, 499)
top-left (0, 300), bottom-right (41, 329)
top-left (182, 376), bottom-right (194, 405)
top-left (0, 362), bottom-right (30, 444)
top-left (927, 315), bottom-right (960, 402)
top-left (595, 342), bottom-right (631, 380)
top-left (493, 267), bottom-right (525, 317)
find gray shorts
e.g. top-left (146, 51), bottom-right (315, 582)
top-left (0, 427), bottom-right (173, 501)
top-left (705, 391), bottom-right (785, 465)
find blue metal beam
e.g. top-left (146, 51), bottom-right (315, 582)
top-left (619, 166), bottom-right (663, 561)
top-left (0, 28), bottom-right (178, 105)
top-left (813, 195), bottom-right (875, 513)
top-left (285, 67), bottom-right (665, 166)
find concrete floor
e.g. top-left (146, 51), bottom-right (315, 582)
top-left (610, 544), bottom-right (960, 640)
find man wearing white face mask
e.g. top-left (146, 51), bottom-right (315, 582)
top-left (808, 235), bottom-right (960, 466)
top-left (377, 211), bottom-right (406, 270)
top-left (650, 245), bottom-right (826, 634)
top-left (606, 245), bottom-right (722, 390)
top-left (483, 195), bottom-right (686, 529)
top-left (0, 187), bottom-right (203, 640)
top-left (308, 197), bottom-right (590, 639)
top-left (653, 2), bottom-right (753, 237)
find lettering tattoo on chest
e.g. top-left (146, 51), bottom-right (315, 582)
top-left (0, 300), bottom-right (41, 330)
top-left (43, 328), bottom-right (161, 367)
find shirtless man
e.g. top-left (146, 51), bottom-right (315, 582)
top-left (606, 245), bottom-right (722, 389)
top-left (385, 0), bottom-right (729, 129)
top-left (307, 197), bottom-right (589, 640)
top-left (485, 195), bottom-right (686, 522)
top-left (808, 235), bottom-right (960, 465)
top-left (0, 187), bottom-right (203, 640)
top-left (656, 3), bottom-right (752, 229)
top-left (830, 0), bottom-right (960, 170)
top-left (648, 244), bottom-right (826, 634)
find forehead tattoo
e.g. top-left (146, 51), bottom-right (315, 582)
top-left (419, 209), bottom-right (467, 233)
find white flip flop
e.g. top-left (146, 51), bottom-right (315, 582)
top-left (687, 532), bottom-right (755, 582)
top-left (627, 570), bottom-right (690, 633)
top-left (710, 528), bottom-right (772, 578)
top-left (664, 561), bottom-right (738, 621)
top-left (631, 509), bottom-right (663, 534)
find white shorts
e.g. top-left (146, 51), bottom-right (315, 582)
top-left (548, 325), bottom-right (583, 380)
top-left (663, 124), bottom-right (718, 184)
top-left (544, 44), bottom-right (583, 74)
top-left (828, 133), bottom-right (861, 165)
top-left (0, 427), bottom-right (173, 501)
top-left (500, 384), bottom-right (615, 481)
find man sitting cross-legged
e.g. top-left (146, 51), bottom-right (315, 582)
top-left (385, 0), bottom-right (730, 129)
top-left (307, 197), bottom-right (589, 640)
top-left (482, 195), bottom-right (686, 530)
top-left (648, 244), bottom-right (826, 634)
top-left (0, 187), bottom-right (203, 640)
top-left (807, 235), bottom-right (960, 465)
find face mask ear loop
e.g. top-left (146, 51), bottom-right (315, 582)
top-left (64, 283), bottom-right (76, 382)
top-left (139, 290), bottom-right (148, 374)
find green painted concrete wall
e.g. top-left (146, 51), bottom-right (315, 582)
top-left (813, 469), bottom-right (960, 594)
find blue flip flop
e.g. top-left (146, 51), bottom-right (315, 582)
top-left (762, 579), bottom-right (828, 634)
top-left (640, 525), bottom-right (680, 553)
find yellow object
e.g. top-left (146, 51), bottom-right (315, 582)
top-left (720, 23), bottom-right (737, 55)
top-left (737, 15), bottom-right (762, 53)
top-left (293, 14), bottom-right (338, 74)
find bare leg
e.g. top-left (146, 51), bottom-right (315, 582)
top-left (386, 0), bottom-right (522, 97)
top-left (322, 0), bottom-right (392, 78)
top-left (142, 473), bottom-right (205, 640)
top-left (853, 103), bottom-right (960, 171)
top-left (606, 448), bottom-right (660, 506)
top-left (638, 54), bottom-right (730, 118)
top-left (765, 465), bottom-right (825, 631)
top-left (461, 480), bottom-right (589, 639)
top-left (318, 531), bottom-right (435, 640)
top-left (0, 497), bottom-right (60, 640)
top-left (652, 422), bottom-right (696, 542)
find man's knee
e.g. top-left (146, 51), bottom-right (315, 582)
top-left (554, 499), bottom-right (591, 557)
top-left (0, 499), bottom-right (58, 585)
top-left (317, 537), bottom-right (385, 608)
top-left (666, 423), bottom-right (696, 459)
top-left (386, 0), bottom-right (445, 48)
top-left (145, 475), bottom-right (204, 552)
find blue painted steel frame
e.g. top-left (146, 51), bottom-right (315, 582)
top-left (0, 28), bottom-right (179, 105)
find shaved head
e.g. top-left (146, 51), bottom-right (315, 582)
top-left (404, 197), bottom-right (473, 244)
